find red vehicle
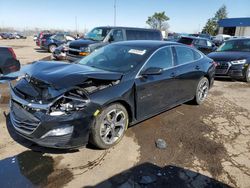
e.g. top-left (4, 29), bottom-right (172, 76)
top-left (0, 47), bottom-right (20, 75)
top-left (35, 31), bottom-right (51, 47)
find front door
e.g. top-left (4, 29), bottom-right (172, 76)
top-left (135, 46), bottom-right (179, 120)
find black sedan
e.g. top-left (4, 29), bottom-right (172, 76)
top-left (208, 38), bottom-right (250, 82)
top-left (9, 41), bottom-right (215, 149)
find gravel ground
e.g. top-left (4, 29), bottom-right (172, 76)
top-left (0, 38), bottom-right (250, 188)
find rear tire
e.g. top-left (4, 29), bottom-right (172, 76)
top-left (48, 44), bottom-right (56, 53)
top-left (244, 66), bottom-right (250, 83)
top-left (90, 103), bottom-right (129, 149)
top-left (193, 77), bottom-right (209, 105)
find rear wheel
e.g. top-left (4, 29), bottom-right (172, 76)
top-left (90, 103), bottom-right (129, 149)
top-left (193, 77), bottom-right (209, 105)
top-left (48, 44), bottom-right (56, 53)
top-left (244, 66), bottom-right (250, 83)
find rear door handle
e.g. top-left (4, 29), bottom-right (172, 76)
top-left (195, 65), bottom-right (200, 70)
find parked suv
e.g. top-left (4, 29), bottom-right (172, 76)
top-left (41, 34), bottom-right (75, 53)
top-left (208, 38), bottom-right (250, 82)
top-left (178, 36), bottom-right (217, 54)
top-left (67, 26), bottom-right (162, 61)
top-left (0, 47), bottom-right (20, 76)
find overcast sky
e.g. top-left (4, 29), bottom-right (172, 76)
top-left (0, 0), bottom-right (250, 33)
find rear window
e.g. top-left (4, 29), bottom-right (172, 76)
top-left (178, 37), bottom-right (193, 45)
top-left (126, 30), bottom-right (162, 40)
top-left (0, 48), bottom-right (13, 65)
top-left (42, 34), bottom-right (53, 39)
top-left (194, 39), bottom-right (207, 46)
top-left (175, 46), bottom-right (201, 65)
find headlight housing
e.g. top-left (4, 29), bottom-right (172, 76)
top-left (230, 59), bottom-right (247, 65)
top-left (49, 89), bottom-right (90, 116)
top-left (80, 47), bottom-right (90, 52)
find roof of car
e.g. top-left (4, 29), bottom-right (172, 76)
top-left (181, 36), bottom-right (209, 41)
top-left (113, 40), bottom-right (182, 49)
top-left (94, 26), bottom-right (161, 31)
top-left (227, 37), bottom-right (250, 42)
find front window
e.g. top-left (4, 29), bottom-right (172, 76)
top-left (217, 39), bottom-right (250, 52)
top-left (142, 47), bottom-right (173, 70)
top-left (78, 44), bottom-right (151, 73)
top-left (85, 27), bottom-right (111, 41)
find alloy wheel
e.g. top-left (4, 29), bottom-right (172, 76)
top-left (100, 109), bottom-right (127, 145)
top-left (198, 79), bottom-right (209, 102)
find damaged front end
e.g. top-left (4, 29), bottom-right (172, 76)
top-left (9, 71), bottom-right (120, 148)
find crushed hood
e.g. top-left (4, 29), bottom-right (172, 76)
top-left (24, 61), bottom-right (123, 89)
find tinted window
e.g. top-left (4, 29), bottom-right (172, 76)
top-left (0, 48), bottom-right (13, 67)
top-left (112, 29), bottom-right (124, 42)
top-left (126, 30), bottom-right (161, 40)
top-left (42, 34), bottom-right (53, 39)
top-left (143, 47), bottom-right (173, 70)
top-left (175, 46), bottom-right (201, 65)
top-left (178, 37), bottom-right (193, 45)
top-left (217, 39), bottom-right (250, 52)
top-left (52, 35), bottom-right (65, 41)
top-left (195, 39), bottom-right (207, 46)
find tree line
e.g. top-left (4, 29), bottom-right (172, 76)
top-left (146, 5), bottom-right (228, 36)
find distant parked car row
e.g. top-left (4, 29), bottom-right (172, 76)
top-left (35, 26), bottom-right (163, 61)
top-left (33, 27), bottom-right (250, 83)
top-left (0, 32), bottom-right (26, 40)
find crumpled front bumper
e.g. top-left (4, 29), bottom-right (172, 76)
top-left (9, 84), bottom-right (96, 149)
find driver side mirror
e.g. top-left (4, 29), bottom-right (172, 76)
top-left (141, 67), bottom-right (163, 76)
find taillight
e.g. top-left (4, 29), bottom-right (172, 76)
top-left (8, 48), bottom-right (17, 59)
top-left (189, 43), bottom-right (194, 47)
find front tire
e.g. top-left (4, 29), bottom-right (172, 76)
top-left (244, 66), bottom-right (250, 83)
top-left (90, 103), bottom-right (129, 149)
top-left (193, 77), bottom-right (209, 105)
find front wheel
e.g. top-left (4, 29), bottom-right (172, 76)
top-left (193, 77), bottom-right (209, 105)
top-left (90, 103), bottom-right (129, 149)
top-left (244, 65), bottom-right (250, 83)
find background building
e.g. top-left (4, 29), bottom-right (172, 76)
top-left (218, 17), bottom-right (250, 36)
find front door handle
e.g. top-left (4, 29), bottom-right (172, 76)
top-left (195, 65), bottom-right (200, 70)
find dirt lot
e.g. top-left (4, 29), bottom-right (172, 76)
top-left (0, 38), bottom-right (250, 188)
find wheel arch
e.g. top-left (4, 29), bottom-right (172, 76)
top-left (104, 100), bottom-right (134, 124)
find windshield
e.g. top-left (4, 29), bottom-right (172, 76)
top-left (217, 39), bottom-right (250, 52)
top-left (85, 27), bottom-right (111, 41)
top-left (78, 44), bottom-right (151, 73)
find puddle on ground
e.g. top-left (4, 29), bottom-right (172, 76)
top-left (0, 151), bottom-right (73, 188)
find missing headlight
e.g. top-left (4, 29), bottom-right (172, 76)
top-left (49, 89), bottom-right (89, 116)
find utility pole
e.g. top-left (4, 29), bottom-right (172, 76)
top-left (75, 16), bottom-right (78, 34)
top-left (114, 0), bottom-right (117, 26)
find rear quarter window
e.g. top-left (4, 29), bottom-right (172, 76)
top-left (175, 46), bottom-right (201, 65)
top-left (0, 48), bottom-right (13, 66)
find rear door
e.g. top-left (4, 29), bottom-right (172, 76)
top-left (135, 46), bottom-right (179, 119)
top-left (172, 46), bottom-right (204, 102)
